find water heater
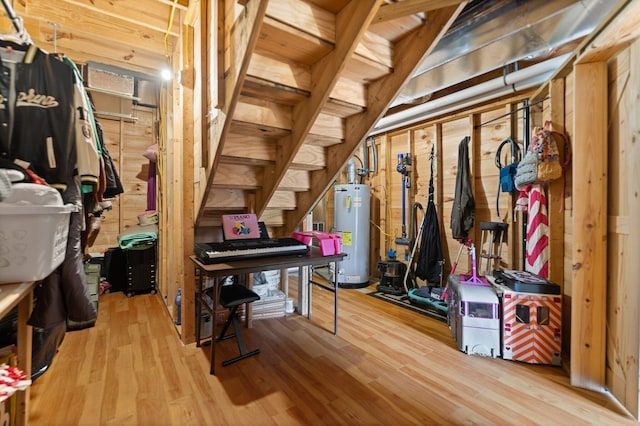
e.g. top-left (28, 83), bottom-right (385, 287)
top-left (334, 184), bottom-right (370, 288)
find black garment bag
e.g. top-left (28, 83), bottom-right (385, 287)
top-left (415, 145), bottom-right (443, 284)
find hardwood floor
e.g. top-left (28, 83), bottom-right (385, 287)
top-left (28, 280), bottom-right (636, 425)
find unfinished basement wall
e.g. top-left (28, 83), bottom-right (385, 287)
top-left (603, 39), bottom-right (640, 418)
top-left (90, 107), bottom-right (159, 255)
top-left (367, 98), bottom-right (532, 284)
top-left (540, 37), bottom-right (640, 418)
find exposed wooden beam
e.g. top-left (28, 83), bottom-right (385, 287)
top-left (571, 62), bottom-right (608, 391)
top-left (205, 189), bottom-right (250, 209)
top-left (547, 79), bottom-right (566, 288)
top-left (265, 0), bottom-right (335, 42)
top-left (156, 0), bottom-right (189, 10)
top-left (374, 0), bottom-right (464, 23)
top-left (233, 97), bottom-right (292, 130)
top-left (285, 3), bottom-right (467, 231)
top-left (61, 0), bottom-right (181, 36)
top-left (255, 0), bottom-right (383, 218)
top-left (577, 0), bottom-right (640, 63)
top-left (179, 21), bottom-right (196, 345)
top-left (15, 1), bottom-right (177, 73)
top-left (196, 0), bottom-right (269, 224)
top-left (246, 52), bottom-right (311, 93)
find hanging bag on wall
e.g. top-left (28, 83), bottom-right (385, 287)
top-left (495, 137), bottom-right (521, 217)
top-left (514, 121), bottom-right (570, 189)
top-left (496, 137), bottom-right (521, 192)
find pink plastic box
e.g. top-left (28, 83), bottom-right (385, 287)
top-left (291, 231), bottom-right (342, 256)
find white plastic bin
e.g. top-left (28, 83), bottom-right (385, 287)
top-left (0, 203), bottom-right (74, 283)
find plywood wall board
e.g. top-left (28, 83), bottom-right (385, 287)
top-left (24, 34), bottom-right (163, 80)
top-left (222, 134), bottom-right (275, 162)
top-left (234, 97), bottom-right (292, 130)
top-left (268, 0), bottom-right (393, 69)
top-left (355, 29), bottom-right (393, 68)
top-left (121, 195), bottom-right (148, 222)
top-left (309, 113), bottom-right (345, 140)
top-left (577, 0), bottom-right (640, 64)
top-left (292, 145), bottom-right (327, 170)
top-left (241, 78), bottom-right (309, 106)
top-left (23, 0), bottom-right (176, 51)
top-left (321, 99), bottom-right (364, 119)
top-left (247, 51), bottom-right (311, 91)
top-left (303, 134), bottom-right (343, 148)
top-left (224, 126), bottom-right (284, 145)
top-left (331, 77), bottom-right (367, 108)
top-left (266, 191), bottom-right (297, 209)
top-left (211, 163), bottom-right (262, 189)
top-left (228, 121), bottom-right (290, 139)
top-left (571, 61), bottom-right (608, 391)
top-left (257, 17), bottom-right (333, 65)
top-left (278, 169), bottom-right (311, 192)
top-left (368, 10), bottom-right (422, 40)
top-left (260, 209), bottom-right (285, 226)
top-left (266, 0), bottom-right (336, 42)
top-left (204, 188), bottom-right (249, 209)
top-left (604, 39), bottom-right (640, 418)
top-left (340, 54), bottom-right (392, 83)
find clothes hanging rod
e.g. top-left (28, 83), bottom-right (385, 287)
top-left (1, 0), bottom-right (32, 45)
top-left (1, 0), bottom-right (21, 33)
top-left (474, 96), bottom-right (549, 129)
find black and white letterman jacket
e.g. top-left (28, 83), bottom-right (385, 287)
top-left (0, 43), bottom-right (77, 191)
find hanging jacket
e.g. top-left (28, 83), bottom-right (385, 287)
top-left (63, 56), bottom-right (101, 187)
top-left (94, 119), bottom-right (124, 199)
top-left (0, 43), bottom-right (76, 192)
top-left (450, 136), bottom-right (475, 240)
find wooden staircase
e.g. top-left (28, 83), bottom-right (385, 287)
top-left (195, 0), bottom-right (467, 236)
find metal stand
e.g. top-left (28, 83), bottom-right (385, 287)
top-left (479, 222), bottom-right (509, 274)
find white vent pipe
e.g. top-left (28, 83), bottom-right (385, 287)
top-left (372, 53), bottom-right (570, 135)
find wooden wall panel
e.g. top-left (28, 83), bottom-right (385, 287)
top-left (89, 108), bottom-right (157, 256)
top-left (476, 107), bottom-right (518, 271)
top-left (571, 61), bottom-right (608, 391)
top-left (387, 131), bottom-right (411, 260)
top-left (439, 117), bottom-right (471, 274)
top-left (605, 40), bottom-right (640, 418)
top-left (561, 70), bottom-right (575, 370)
top-left (322, 95), bottom-right (538, 292)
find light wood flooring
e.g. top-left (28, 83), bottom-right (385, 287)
top-left (28, 280), bottom-right (637, 425)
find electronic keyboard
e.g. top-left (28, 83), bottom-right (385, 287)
top-left (195, 238), bottom-right (309, 264)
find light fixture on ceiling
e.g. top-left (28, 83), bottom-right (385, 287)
top-left (161, 68), bottom-right (173, 81)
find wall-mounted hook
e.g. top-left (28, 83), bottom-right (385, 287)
top-left (48, 21), bottom-right (60, 52)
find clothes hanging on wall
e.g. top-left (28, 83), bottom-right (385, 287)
top-left (29, 177), bottom-right (97, 328)
top-left (0, 42), bottom-right (76, 191)
top-left (94, 118), bottom-right (124, 199)
top-left (63, 56), bottom-right (101, 187)
top-left (450, 136), bottom-right (475, 240)
top-left (0, 40), bottom-right (100, 327)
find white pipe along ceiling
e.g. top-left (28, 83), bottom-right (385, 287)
top-left (372, 53), bottom-right (570, 135)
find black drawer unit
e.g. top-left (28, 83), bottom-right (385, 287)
top-left (125, 242), bottom-right (157, 297)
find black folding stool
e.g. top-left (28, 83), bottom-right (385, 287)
top-left (216, 284), bottom-right (261, 367)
